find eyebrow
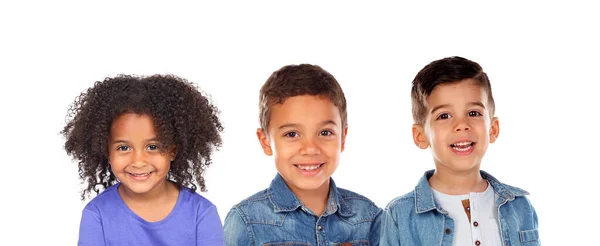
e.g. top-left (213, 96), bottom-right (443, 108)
top-left (278, 120), bottom-right (338, 130)
top-left (430, 102), bottom-right (486, 115)
top-left (111, 137), bottom-right (159, 144)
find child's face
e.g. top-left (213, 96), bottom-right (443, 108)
top-left (257, 95), bottom-right (347, 194)
top-left (413, 79), bottom-right (499, 174)
top-left (108, 113), bottom-right (174, 196)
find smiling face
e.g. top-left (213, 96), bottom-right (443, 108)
top-left (413, 79), bottom-right (500, 174)
top-left (257, 95), bottom-right (347, 195)
top-left (108, 113), bottom-right (174, 196)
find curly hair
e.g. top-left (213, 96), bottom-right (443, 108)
top-left (62, 74), bottom-right (223, 200)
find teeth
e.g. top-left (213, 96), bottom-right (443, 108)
top-left (452, 141), bottom-right (473, 147)
top-left (452, 145), bottom-right (472, 152)
top-left (130, 172), bottom-right (150, 176)
top-left (297, 164), bottom-right (321, 171)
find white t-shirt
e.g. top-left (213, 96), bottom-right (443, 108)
top-left (432, 182), bottom-right (503, 246)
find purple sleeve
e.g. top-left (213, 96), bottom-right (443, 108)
top-left (196, 204), bottom-right (225, 245)
top-left (78, 207), bottom-right (106, 246)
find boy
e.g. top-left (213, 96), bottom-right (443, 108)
top-left (224, 64), bottom-right (382, 245)
top-left (381, 57), bottom-right (540, 245)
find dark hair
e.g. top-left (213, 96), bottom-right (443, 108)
top-left (411, 56), bottom-right (495, 124)
top-left (62, 74), bottom-right (223, 200)
top-left (259, 64), bottom-right (347, 132)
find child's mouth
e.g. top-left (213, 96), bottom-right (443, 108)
top-left (294, 163), bottom-right (324, 176)
top-left (450, 141), bottom-right (475, 154)
top-left (127, 171), bottom-right (154, 181)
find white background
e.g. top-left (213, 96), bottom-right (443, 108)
top-left (1, 1), bottom-right (597, 245)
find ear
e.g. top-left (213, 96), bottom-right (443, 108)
top-left (412, 124), bottom-right (429, 149)
top-left (489, 117), bottom-right (500, 143)
top-left (169, 147), bottom-right (177, 161)
top-left (256, 128), bottom-right (273, 156)
top-left (341, 125), bottom-right (349, 152)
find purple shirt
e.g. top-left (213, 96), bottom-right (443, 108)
top-left (78, 183), bottom-right (225, 246)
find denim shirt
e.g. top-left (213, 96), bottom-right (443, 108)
top-left (224, 174), bottom-right (382, 246)
top-left (381, 170), bottom-right (540, 246)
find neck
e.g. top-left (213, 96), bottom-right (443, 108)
top-left (429, 165), bottom-right (487, 195)
top-left (289, 179), bottom-right (330, 217)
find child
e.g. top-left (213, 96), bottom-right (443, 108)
top-left (381, 57), bottom-right (540, 245)
top-left (223, 64), bottom-right (382, 245)
top-left (62, 74), bottom-right (226, 245)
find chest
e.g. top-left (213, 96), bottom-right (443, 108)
top-left (249, 213), bottom-right (375, 246)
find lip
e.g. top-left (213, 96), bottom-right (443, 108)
top-left (294, 163), bottom-right (325, 177)
top-left (127, 171), bottom-right (154, 181)
top-left (450, 139), bottom-right (475, 145)
top-left (449, 141), bottom-right (476, 156)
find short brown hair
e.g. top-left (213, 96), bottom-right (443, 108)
top-left (259, 64), bottom-right (347, 132)
top-left (411, 56), bottom-right (495, 125)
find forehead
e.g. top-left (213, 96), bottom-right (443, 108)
top-left (426, 79), bottom-right (488, 107)
top-left (110, 113), bottom-right (156, 137)
top-left (268, 95), bottom-right (341, 126)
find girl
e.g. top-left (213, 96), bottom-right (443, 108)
top-left (62, 74), bottom-right (225, 245)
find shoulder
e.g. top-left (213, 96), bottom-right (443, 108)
top-left (501, 183), bottom-right (530, 197)
top-left (337, 187), bottom-right (382, 216)
top-left (83, 184), bottom-right (121, 213)
top-left (176, 187), bottom-right (222, 222)
top-left (231, 188), bottom-right (272, 213)
top-left (226, 189), bottom-right (277, 225)
top-left (179, 186), bottom-right (216, 208)
top-left (232, 188), bottom-right (271, 209)
top-left (384, 190), bottom-right (415, 212)
top-left (482, 170), bottom-right (530, 197)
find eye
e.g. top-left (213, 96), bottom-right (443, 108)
top-left (469, 111), bottom-right (483, 117)
top-left (320, 130), bottom-right (334, 136)
top-left (437, 113), bottom-right (451, 120)
top-left (284, 132), bottom-right (299, 138)
top-left (117, 145), bottom-right (130, 151)
top-left (147, 144), bottom-right (160, 151)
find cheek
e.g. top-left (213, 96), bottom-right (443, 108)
top-left (272, 140), bottom-right (296, 158)
top-left (424, 126), bottom-right (440, 144)
top-left (108, 155), bottom-right (128, 169)
top-left (325, 140), bottom-right (342, 154)
top-left (472, 120), bottom-right (491, 137)
top-left (150, 155), bottom-right (172, 169)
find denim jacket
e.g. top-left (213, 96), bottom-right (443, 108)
top-left (224, 174), bottom-right (382, 246)
top-left (381, 170), bottom-right (539, 246)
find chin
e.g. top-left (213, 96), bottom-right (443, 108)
top-left (448, 161), bottom-right (480, 171)
top-left (293, 178), bottom-right (329, 191)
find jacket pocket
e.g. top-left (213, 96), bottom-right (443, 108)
top-left (519, 228), bottom-right (540, 245)
top-left (333, 239), bottom-right (370, 246)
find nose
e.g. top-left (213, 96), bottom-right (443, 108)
top-left (131, 150), bottom-right (148, 167)
top-left (299, 137), bottom-right (321, 156)
top-left (454, 117), bottom-right (471, 132)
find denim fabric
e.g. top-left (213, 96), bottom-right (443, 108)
top-left (224, 174), bottom-right (382, 246)
top-left (381, 170), bottom-right (539, 246)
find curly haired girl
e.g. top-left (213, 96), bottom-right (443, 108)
top-left (62, 74), bottom-right (225, 245)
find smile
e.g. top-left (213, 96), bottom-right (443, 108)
top-left (293, 163), bottom-right (325, 176)
top-left (127, 171), bottom-right (154, 181)
top-left (449, 141), bottom-right (475, 153)
top-left (294, 164), bottom-right (323, 170)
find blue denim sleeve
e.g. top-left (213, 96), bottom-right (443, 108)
top-left (78, 206), bottom-right (105, 246)
top-left (223, 207), bottom-right (253, 246)
top-left (380, 208), bottom-right (401, 246)
top-left (528, 196), bottom-right (540, 243)
top-left (370, 208), bottom-right (383, 245)
top-left (530, 197), bottom-right (539, 228)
